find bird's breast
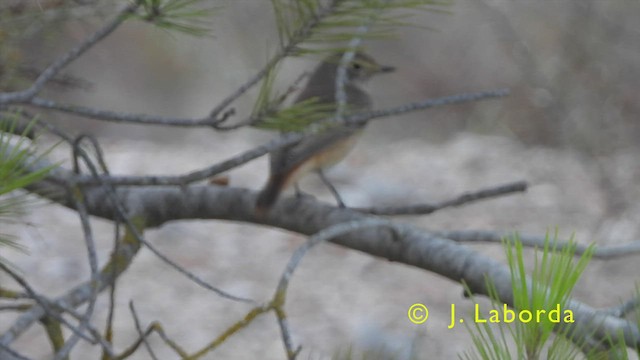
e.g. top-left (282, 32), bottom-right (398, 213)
top-left (282, 129), bottom-right (363, 189)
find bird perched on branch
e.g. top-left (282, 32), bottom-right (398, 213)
top-left (255, 50), bottom-right (394, 215)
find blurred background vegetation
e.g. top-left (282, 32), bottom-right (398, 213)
top-left (3, 0), bottom-right (639, 150)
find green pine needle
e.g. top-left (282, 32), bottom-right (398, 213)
top-left (269, 0), bottom-right (451, 56)
top-left (254, 97), bottom-right (337, 132)
top-left (461, 233), bottom-right (595, 360)
top-left (0, 112), bottom-right (57, 257)
top-left (132, 0), bottom-right (218, 37)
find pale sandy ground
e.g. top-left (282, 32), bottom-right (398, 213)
top-left (4, 132), bottom-right (640, 359)
top-left (2, 1), bottom-right (640, 359)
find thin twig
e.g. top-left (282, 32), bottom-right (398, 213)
top-left (335, 30), bottom-right (367, 121)
top-left (14, 1), bottom-right (359, 130)
top-left (49, 302), bottom-right (116, 357)
top-left (274, 219), bottom-right (396, 358)
top-left (210, 0), bottom-right (345, 122)
top-left (0, 216), bottom-right (142, 351)
top-left (187, 304), bottom-right (272, 358)
top-left (0, 304), bottom-right (32, 311)
top-left (65, 141), bottom-right (256, 305)
top-left (28, 97), bottom-right (220, 127)
top-left (70, 89), bottom-right (510, 187)
top-left (27, 87), bottom-right (508, 129)
top-left (129, 301), bottom-right (159, 360)
top-left (67, 136), bottom-right (256, 305)
top-left (131, 226), bottom-right (258, 303)
top-left (74, 131), bottom-right (306, 186)
top-left (356, 181), bottom-right (528, 215)
top-left (214, 71), bottom-right (311, 131)
top-left (72, 134), bottom-right (110, 175)
top-left (16, 65), bottom-right (93, 91)
top-left (439, 230), bottom-right (640, 259)
top-left (348, 88), bottom-right (510, 125)
top-left (604, 296), bottom-right (640, 318)
top-left (0, 342), bottom-right (31, 360)
top-left (334, 1), bottom-right (387, 121)
top-left (60, 135), bottom-right (112, 358)
top-left (52, 189), bottom-right (100, 360)
top-left (0, 2), bottom-right (139, 105)
top-left (208, 59), bottom-right (280, 120)
top-left (5, 107), bottom-right (77, 143)
top-left (104, 221), bottom-right (120, 351)
top-left (0, 262), bottom-right (97, 345)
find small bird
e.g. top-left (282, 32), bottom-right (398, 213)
top-left (255, 51), bottom-right (394, 214)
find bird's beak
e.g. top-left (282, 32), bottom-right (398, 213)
top-left (379, 65), bottom-right (395, 73)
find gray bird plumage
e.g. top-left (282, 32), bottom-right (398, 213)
top-left (256, 51), bottom-right (394, 214)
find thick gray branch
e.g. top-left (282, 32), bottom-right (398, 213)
top-left (12, 161), bottom-right (640, 351)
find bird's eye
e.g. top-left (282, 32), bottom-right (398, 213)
top-left (351, 62), bottom-right (362, 70)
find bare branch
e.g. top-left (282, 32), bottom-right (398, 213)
top-left (129, 302), bottom-right (160, 360)
top-left (27, 97), bottom-right (220, 127)
top-left (0, 262), bottom-right (97, 346)
top-left (52, 191), bottom-right (100, 360)
top-left (48, 135), bottom-right (109, 360)
top-left (356, 181), bottom-right (528, 215)
top-left (25, 87), bottom-right (508, 132)
top-left (71, 135), bottom-right (257, 305)
top-left (440, 230), bottom-right (640, 259)
top-left (210, 0), bottom-right (356, 121)
top-left (9, 151), bottom-right (639, 352)
top-left (0, 2), bottom-right (140, 105)
top-left (335, 22), bottom-right (376, 121)
top-left (0, 342), bottom-right (30, 360)
top-left (214, 71), bottom-right (311, 131)
top-left (274, 218), bottom-right (394, 358)
top-left (350, 88), bottom-right (510, 124)
top-left (62, 89), bottom-right (510, 188)
top-left (604, 296), bottom-right (640, 318)
top-left (50, 302), bottom-right (116, 357)
top-left (71, 131), bottom-right (305, 186)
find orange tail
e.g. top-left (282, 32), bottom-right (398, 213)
top-left (255, 174), bottom-right (286, 216)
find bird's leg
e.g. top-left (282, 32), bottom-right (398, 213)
top-left (317, 169), bottom-right (346, 208)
